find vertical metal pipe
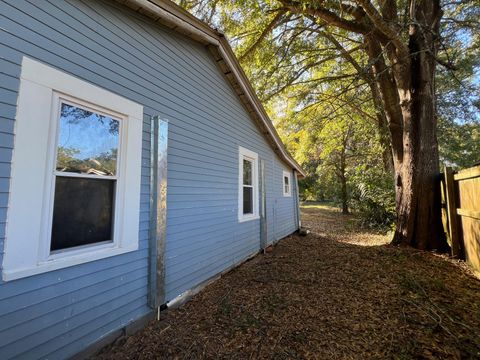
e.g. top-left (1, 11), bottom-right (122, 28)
top-left (156, 119), bottom-right (168, 305)
top-left (293, 170), bottom-right (301, 229)
top-left (148, 116), bottom-right (169, 309)
top-left (272, 160), bottom-right (276, 240)
top-left (148, 116), bottom-right (158, 309)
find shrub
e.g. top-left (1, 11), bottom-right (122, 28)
top-left (350, 180), bottom-right (396, 229)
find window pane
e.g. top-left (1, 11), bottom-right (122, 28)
top-left (284, 176), bottom-right (289, 186)
top-left (56, 103), bottom-right (119, 176)
top-left (51, 177), bottom-right (115, 251)
top-left (243, 186), bottom-right (253, 214)
top-left (243, 159), bottom-right (252, 185)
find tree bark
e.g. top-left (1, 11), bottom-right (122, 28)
top-left (361, 0), bottom-right (446, 250)
top-left (387, 1), bottom-right (447, 250)
top-left (370, 80), bottom-right (394, 174)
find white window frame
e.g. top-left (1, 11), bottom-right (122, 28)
top-left (283, 170), bottom-right (292, 197)
top-left (238, 146), bottom-right (259, 222)
top-left (2, 57), bottom-right (143, 281)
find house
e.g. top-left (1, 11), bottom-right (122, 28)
top-left (0, 0), bottom-right (304, 358)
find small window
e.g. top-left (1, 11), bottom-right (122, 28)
top-left (243, 159), bottom-right (254, 215)
top-left (238, 146), bottom-right (259, 222)
top-left (283, 170), bottom-right (292, 197)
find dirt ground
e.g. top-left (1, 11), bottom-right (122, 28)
top-left (94, 204), bottom-right (480, 359)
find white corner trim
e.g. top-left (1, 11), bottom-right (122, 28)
top-left (283, 170), bottom-right (292, 197)
top-left (2, 57), bottom-right (144, 281)
top-left (238, 146), bottom-right (259, 222)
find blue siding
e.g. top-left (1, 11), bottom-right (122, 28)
top-left (0, 0), bottom-right (298, 358)
top-left (273, 164), bottom-right (297, 241)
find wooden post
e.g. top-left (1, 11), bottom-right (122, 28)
top-left (444, 166), bottom-right (461, 258)
top-left (439, 174), bottom-right (449, 243)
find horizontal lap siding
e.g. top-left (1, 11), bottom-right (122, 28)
top-left (274, 164), bottom-right (297, 241)
top-left (0, 55), bottom-right (18, 270)
top-left (0, 0), bottom-right (298, 358)
top-left (0, 1), bottom-right (159, 359)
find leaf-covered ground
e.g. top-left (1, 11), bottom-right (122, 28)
top-left (94, 204), bottom-right (480, 359)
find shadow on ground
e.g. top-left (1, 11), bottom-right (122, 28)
top-left (94, 204), bottom-right (480, 359)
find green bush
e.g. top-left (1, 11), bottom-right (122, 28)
top-left (350, 179), bottom-right (396, 229)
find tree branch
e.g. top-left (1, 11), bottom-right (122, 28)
top-left (435, 57), bottom-right (458, 71)
top-left (354, 0), bottom-right (409, 58)
top-left (315, 29), bottom-right (368, 80)
top-left (239, 10), bottom-right (288, 61)
top-left (278, 0), bottom-right (370, 34)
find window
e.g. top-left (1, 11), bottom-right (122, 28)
top-left (238, 146), bottom-right (259, 222)
top-left (2, 57), bottom-right (143, 281)
top-left (51, 102), bottom-right (120, 252)
top-left (283, 170), bottom-right (292, 197)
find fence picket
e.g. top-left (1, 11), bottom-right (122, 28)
top-left (444, 166), bottom-right (462, 258)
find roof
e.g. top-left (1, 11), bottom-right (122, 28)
top-left (114, 0), bottom-right (305, 177)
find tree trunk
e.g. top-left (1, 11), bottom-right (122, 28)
top-left (390, 0), bottom-right (447, 250)
top-left (341, 177), bottom-right (349, 215)
top-left (339, 152), bottom-right (349, 215)
top-left (368, 75), bottom-right (394, 174)
top-left (364, 0), bottom-right (447, 250)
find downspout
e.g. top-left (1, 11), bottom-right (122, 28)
top-left (259, 159), bottom-right (267, 250)
top-left (148, 116), bottom-right (169, 315)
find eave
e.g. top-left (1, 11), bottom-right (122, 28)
top-left (114, 0), bottom-right (306, 177)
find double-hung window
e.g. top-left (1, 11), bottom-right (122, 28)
top-left (283, 170), bottom-right (292, 197)
top-left (51, 100), bottom-right (120, 252)
top-left (238, 146), bottom-right (259, 222)
top-left (2, 57), bottom-right (143, 281)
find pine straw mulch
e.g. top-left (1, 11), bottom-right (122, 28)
top-left (93, 204), bottom-right (480, 360)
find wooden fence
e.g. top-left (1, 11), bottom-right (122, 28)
top-left (441, 165), bottom-right (480, 274)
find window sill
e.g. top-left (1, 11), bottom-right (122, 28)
top-left (238, 215), bottom-right (260, 223)
top-left (2, 243), bottom-right (138, 282)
